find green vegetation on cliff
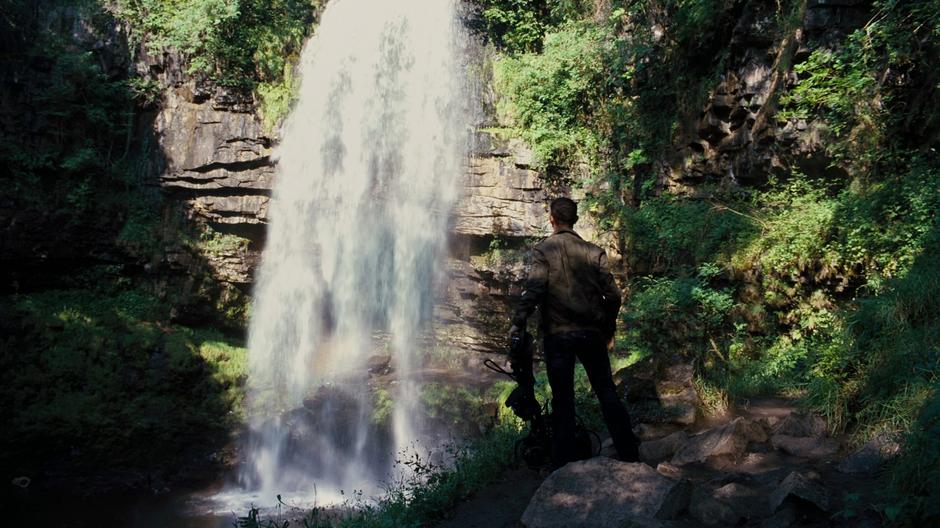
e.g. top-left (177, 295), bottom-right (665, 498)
top-left (109, 0), bottom-right (322, 126)
top-left (0, 282), bottom-right (247, 479)
top-left (0, 0), bottom-right (253, 485)
top-left (489, 0), bottom-right (939, 523)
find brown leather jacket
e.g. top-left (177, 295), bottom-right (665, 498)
top-left (512, 228), bottom-right (622, 337)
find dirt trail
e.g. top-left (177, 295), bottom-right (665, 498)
top-left (435, 397), bottom-right (890, 527)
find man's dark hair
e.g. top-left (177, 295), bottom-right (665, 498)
top-left (550, 197), bottom-right (578, 226)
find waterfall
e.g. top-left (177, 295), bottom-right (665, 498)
top-left (242, 0), bottom-right (467, 501)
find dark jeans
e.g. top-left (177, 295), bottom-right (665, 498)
top-left (543, 330), bottom-right (639, 467)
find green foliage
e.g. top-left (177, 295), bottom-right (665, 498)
top-left (495, 22), bottom-right (609, 177)
top-left (111, 0), bottom-right (319, 87)
top-left (779, 0), bottom-right (940, 171)
top-left (623, 197), bottom-right (754, 271)
top-left (257, 67), bottom-right (300, 130)
top-left (420, 382), bottom-right (490, 433)
top-left (371, 388), bottom-right (394, 426)
top-left (478, 0), bottom-right (592, 53)
top-left (1, 29), bottom-right (132, 202)
top-left (0, 284), bottom-right (248, 471)
top-left (889, 391), bottom-right (940, 526)
top-left (198, 227), bottom-right (250, 256)
top-left (0, 0), bottom-right (170, 263)
top-left (492, 0), bottom-right (741, 195)
top-left (623, 265), bottom-right (736, 356)
top-left (106, 0), bottom-right (320, 125)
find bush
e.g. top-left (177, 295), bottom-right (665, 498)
top-left (478, 0), bottom-right (592, 53)
top-left (495, 21), bottom-right (610, 176)
top-left (0, 285), bottom-right (248, 471)
top-left (109, 0), bottom-right (321, 126)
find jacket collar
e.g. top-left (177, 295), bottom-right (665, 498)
top-left (552, 227), bottom-right (582, 239)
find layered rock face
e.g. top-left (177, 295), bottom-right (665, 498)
top-left (137, 46), bottom-right (274, 286)
top-left (148, 81), bottom-right (551, 348)
top-left (143, 0), bottom-right (871, 345)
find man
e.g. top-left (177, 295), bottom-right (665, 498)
top-left (509, 197), bottom-right (639, 468)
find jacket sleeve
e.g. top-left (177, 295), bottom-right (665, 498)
top-left (598, 251), bottom-right (622, 337)
top-left (512, 247), bottom-right (549, 328)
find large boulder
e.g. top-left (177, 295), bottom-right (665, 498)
top-left (837, 432), bottom-right (901, 474)
top-left (521, 458), bottom-right (689, 528)
top-left (689, 485), bottom-right (742, 526)
top-left (771, 412), bottom-right (828, 438)
top-left (640, 431), bottom-right (690, 464)
top-left (768, 471), bottom-right (833, 514)
top-left (771, 435), bottom-right (839, 459)
top-left (672, 417), bottom-right (767, 466)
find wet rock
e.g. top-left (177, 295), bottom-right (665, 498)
top-left (768, 471), bottom-right (832, 514)
top-left (689, 486), bottom-right (742, 526)
top-left (771, 434), bottom-right (839, 458)
top-left (640, 431), bottom-right (690, 464)
top-left (672, 417), bottom-right (766, 465)
top-left (772, 412), bottom-right (828, 438)
top-left (190, 195), bottom-right (270, 225)
top-left (521, 458), bottom-right (689, 528)
top-left (367, 354), bottom-right (392, 375)
top-left (436, 257), bottom-right (525, 355)
top-left (615, 357), bottom-right (659, 400)
top-left (837, 432), bottom-right (901, 474)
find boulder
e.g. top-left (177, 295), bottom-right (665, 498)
top-left (521, 458), bottom-right (689, 528)
top-left (837, 433), bottom-right (901, 474)
top-left (761, 506), bottom-right (796, 528)
top-left (366, 354), bottom-right (392, 375)
top-left (615, 358), bottom-right (701, 427)
top-left (655, 462), bottom-right (683, 480)
top-left (768, 471), bottom-right (832, 513)
top-left (672, 417), bottom-right (767, 465)
top-left (771, 434), bottom-right (840, 459)
top-left (635, 423), bottom-right (684, 441)
top-left (714, 482), bottom-right (771, 520)
top-left (772, 412), bottom-right (828, 438)
top-left (640, 431), bottom-right (690, 464)
top-left (689, 486), bottom-right (741, 526)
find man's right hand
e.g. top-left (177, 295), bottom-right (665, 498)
top-left (508, 324), bottom-right (521, 340)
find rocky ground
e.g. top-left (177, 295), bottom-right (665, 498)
top-left (438, 357), bottom-right (900, 528)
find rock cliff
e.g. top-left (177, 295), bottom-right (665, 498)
top-left (0, 0), bottom-right (871, 351)
top-left (666, 0), bottom-right (871, 193)
top-left (136, 0), bottom-right (872, 349)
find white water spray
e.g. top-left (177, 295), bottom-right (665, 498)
top-left (243, 0), bottom-right (467, 501)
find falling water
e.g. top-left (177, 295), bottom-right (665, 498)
top-left (242, 0), bottom-right (467, 502)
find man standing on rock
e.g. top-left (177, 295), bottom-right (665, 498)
top-left (509, 197), bottom-right (640, 469)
